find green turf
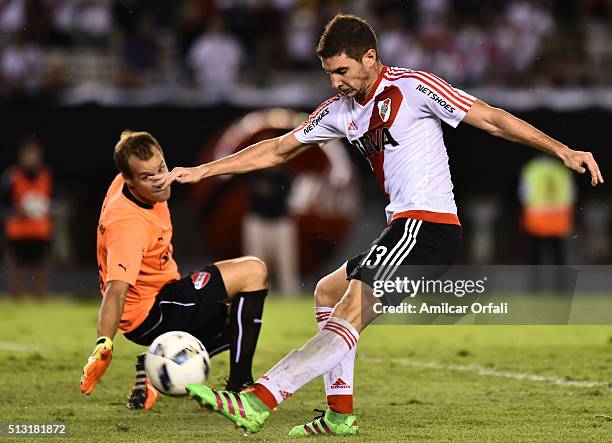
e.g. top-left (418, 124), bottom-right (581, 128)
top-left (0, 297), bottom-right (611, 441)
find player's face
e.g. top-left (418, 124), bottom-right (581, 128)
top-left (124, 148), bottom-right (171, 204)
top-left (321, 50), bottom-right (378, 100)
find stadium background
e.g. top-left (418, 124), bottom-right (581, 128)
top-left (1, 2), bottom-right (611, 441)
top-left (0, 0), bottom-right (610, 292)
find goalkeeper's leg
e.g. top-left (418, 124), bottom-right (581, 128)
top-left (126, 353), bottom-right (160, 410)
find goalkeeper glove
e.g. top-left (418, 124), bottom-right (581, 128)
top-left (80, 336), bottom-right (113, 395)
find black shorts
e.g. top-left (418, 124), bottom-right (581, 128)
top-left (346, 218), bottom-right (462, 289)
top-left (8, 239), bottom-right (50, 266)
top-left (124, 265), bottom-right (231, 356)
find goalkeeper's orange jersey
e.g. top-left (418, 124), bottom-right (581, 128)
top-left (97, 174), bottom-right (180, 333)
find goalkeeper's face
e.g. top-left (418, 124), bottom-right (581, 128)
top-left (124, 149), bottom-right (171, 205)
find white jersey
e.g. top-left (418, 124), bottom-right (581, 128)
top-left (293, 66), bottom-right (476, 225)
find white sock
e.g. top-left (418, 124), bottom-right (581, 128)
top-left (316, 307), bottom-right (355, 411)
top-left (255, 316), bottom-right (359, 406)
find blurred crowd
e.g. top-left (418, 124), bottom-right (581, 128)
top-left (1, 0), bottom-right (611, 101)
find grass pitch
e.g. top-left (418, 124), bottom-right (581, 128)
top-left (0, 297), bottom-right (611, 442)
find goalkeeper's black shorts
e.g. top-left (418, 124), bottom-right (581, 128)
top-left (124, 264), bottom-right (231, 357)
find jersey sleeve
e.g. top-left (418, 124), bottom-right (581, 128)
top-left (105, 218), bottom-right (150, 286)
top-left (293, 95), bottom-right (344, 144)
top-left (408, 71), bottom-right (476, 128)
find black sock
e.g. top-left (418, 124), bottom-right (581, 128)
top-left (226, 289), bottom-right (267, 391)
top-left (134, 353), bottom-right (146, 388)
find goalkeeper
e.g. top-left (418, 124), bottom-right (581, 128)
top-left (80, 130), bottom-right (269, 410)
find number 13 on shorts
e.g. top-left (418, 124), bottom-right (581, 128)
top-left (361, 245), bottom-right (388, 268)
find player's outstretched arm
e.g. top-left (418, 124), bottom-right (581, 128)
top-left (463, 99), bottom-right (604, 186)
top-left (80, 280), bottom-right (129, 395)
top-left (150, 132), bottom-right (308, 190)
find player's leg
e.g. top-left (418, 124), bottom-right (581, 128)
top-left (186, 279), bottom-right (369, 433)
top-left (287, 268), bottom-right (362, 436)
top-left (127, 353), bottom-right (160, 410)
top-left (306, 220), bottom-right (435, 425)
top-left (214, 255), bottom-right (268, 295)
top-left (10, 265), bottom-right (25, 299)
top-left (124, 257), bottom-right (268, 407)
top-left (185, 223), bottom-right (413, 432)
top-left (214, 256), bottom-right (269, 391)
top-left (275, 218), bottom-right (299, 295)
top-left (187, 219), bottom-right (461, 433)
top-left (8, 240), bottom-right (26, 299)
top-left (32, 240), bottom-right (51, 299)
top-left (314, 263), bottom-right (350, 307)
top-left (311, 264), bottom-right (358, 421)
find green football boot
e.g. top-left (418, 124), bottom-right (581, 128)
top-left (289, 408), bottom-right (358, 436)
top-left (186, 384), bottom-right (270, 433)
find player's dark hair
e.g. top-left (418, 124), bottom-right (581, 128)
top-left (114, 130), bottom-right (164, 178)
top-left (316, 14), bottom-right (379, 62)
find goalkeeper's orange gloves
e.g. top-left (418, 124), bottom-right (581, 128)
top-left (80, 336), bottom-right (113, 395)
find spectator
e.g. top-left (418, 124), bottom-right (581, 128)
top-left (116, 14), bottom-right (161, 88)
top-left (1, 136), bottom-right (53, 299)
top-left (519, 155), bottom-right (575, 265)
top-left (243, 167), bottom-right (298, 296)
top-left (0, 35), bottom-right (44, 96)
top-left (187, 14), bottom-right (243, 102)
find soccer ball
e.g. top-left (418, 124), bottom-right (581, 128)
top-left (145, 331), bottom-right (211, 396)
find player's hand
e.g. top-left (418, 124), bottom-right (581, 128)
top-left (150, 166), bottom-right (204, 190)
top-left (561, 149), bottom-right (604, 186)
top-left (80, 336), bottom-right (113, 395)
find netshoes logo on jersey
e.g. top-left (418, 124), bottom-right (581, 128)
top-left (191, 271), bottom-right (211, 290)
top-left (303, 108), bottom-right (330, 134)
top-left (416, 84), bottom-right (456, 113)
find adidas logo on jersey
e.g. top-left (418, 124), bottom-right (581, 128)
top-left (330, 378), bottom-right (351, 389)
top-left (348, 121), bottom-right (359, 131)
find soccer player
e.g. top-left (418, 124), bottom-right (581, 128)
top-left (80, 130), bottom-right (269, 410)
top-left (150, 14), bottom-right (603, 434)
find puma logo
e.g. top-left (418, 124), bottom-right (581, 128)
top-left (118, 264), bottom-right (128, 272)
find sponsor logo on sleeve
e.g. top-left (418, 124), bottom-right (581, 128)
top-left (303, 108), bottom-right (330, 134)
top-left (416, 83), bottom-right (456, 113)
